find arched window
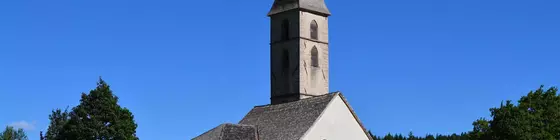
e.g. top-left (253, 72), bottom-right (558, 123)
top-left (311, 47), bottom-right (319, 67)
top-left (281, 19), bottom-right (290, 40)
top-left (282, 49), bottom-right (290, 69)
top-left (310, 20), bottom-right (318, 40)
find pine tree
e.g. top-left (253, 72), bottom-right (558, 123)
top-left (0, 126), bottom-right (28, 140)
top-left (46, 78), bottom-right (138, 140)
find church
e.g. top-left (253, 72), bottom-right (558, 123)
top-left (193, 0), bottom-right (372, 139)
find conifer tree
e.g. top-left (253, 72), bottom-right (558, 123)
top-left (46, 78), bottom-right (138, 140)
top-left (0, 126), bottom-right (28, 140)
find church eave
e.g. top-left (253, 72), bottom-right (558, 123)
top-left (268, 8), bottom-right (331, 17)
top-left (267, 0), bottom-right (331, 17)
top-left (298, 0), bottom-right (331, 16)
top-left (335, 92), bottom-right (375, 140)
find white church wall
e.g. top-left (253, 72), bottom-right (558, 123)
top-left (301, 95), bottom-right (370, 140)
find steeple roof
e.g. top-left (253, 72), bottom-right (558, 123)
top-left (268, 0), bottom-right (331, 16)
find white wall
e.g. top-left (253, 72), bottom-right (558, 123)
top-left (301, 95), bottom-right (370, 140)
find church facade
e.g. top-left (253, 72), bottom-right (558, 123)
top-left (193, 0), bottom-right (372, 139)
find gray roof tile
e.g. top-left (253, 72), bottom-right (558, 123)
top-left (268, 0), bottom-right (331, 16)
top-left (193, 92), bottom-right (374, 140)
top-left (238, 93), bottom-right (337, 140)
top-left (193, 123), bottom-right (257, 140)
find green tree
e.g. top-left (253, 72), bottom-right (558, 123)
top-left (45, 78), bottom-right (138, 140)
top-left (468, 118), bottom-right (491, 139)
top-left (484, 86), bottom-right (560, 140)
top-left (369, 85), bottom-right (560, 140)
top-left (45, 108), bottom-right (69, 139)
top-left (0, 126), bottom-right (28, 140)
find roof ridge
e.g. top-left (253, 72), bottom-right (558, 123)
top-left (238, 92), bottom-right (338, 140)
top-left (254, 92), bottom-right (338, 108)
top-left (337, 92), bottom-right (374, 140)
top-left (224, 123), bottom-right (255, 127)
top-left (299, 92), bottom-right (339, 138)
top-left (193, 123), bottom-right (226, 140)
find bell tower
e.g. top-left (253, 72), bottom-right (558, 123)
top-left (269, 0), bottom-right (331, 104)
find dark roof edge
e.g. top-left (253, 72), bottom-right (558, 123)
top-left (267, 8), bottom-right (331, 17)
top-left (253, 92), bottom-right (337, 108)
top-left (336, 92), bottom-right (374, 140)
top-left (193, 123), bottom-right (258, 140)
top-left (192, 123), bottom-right (225, 140)
top-left (299, 92), bottom-right (339, 138)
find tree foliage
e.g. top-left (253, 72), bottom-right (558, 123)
top-left (369, 131), bottom-right (469, 140)
top-left (370, 86), bottom-right (560, 140)
top-left (0, 126), bottom-right (28, 140)
top-left (45, 108), bottom-right (69, 140)
top-left (45, 78), bottom-right (138, 140)
top-left (476, 86), bottom-right (560, 140)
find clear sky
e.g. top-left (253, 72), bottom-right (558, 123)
top-left (1, 0), bottom-right (559, 139)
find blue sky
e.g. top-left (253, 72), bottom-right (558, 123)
top-left (1, 0), bottom-right (559, 139)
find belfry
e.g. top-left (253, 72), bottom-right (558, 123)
top-left (269, 0), bottom-right (331, 104)
top-left (193, 0), bottom-right (372, 139)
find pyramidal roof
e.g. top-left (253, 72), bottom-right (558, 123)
top-left (268, 0), bottom-right (331, 16)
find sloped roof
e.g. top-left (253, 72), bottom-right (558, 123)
top-left (337, 93), bottom-right (374, 140)
top-left (268, 0), bottom-right (331, 16)
top-left (238, 93), bottom-right (337, 140)
top-left (193, 92), bottom-right (373, 140)
top-left (192, 123), bottom-right (257, 140)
